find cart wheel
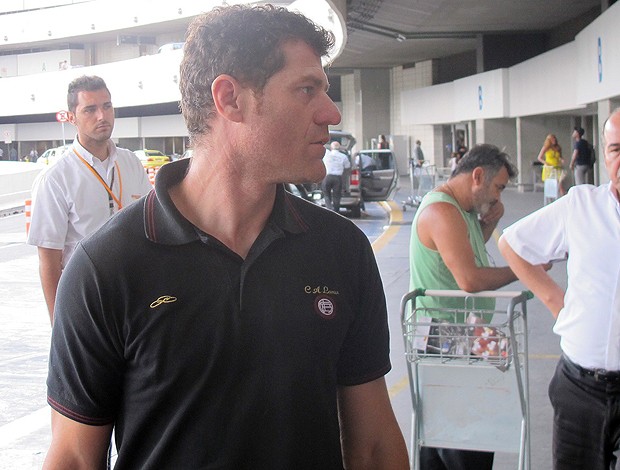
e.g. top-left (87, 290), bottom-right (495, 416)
top-left (402, 205), bottom-right (407, 211)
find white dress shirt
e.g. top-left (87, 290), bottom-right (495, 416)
top-left (323, 149), bottom-right (350, 176)
top-left (28, 137), bottom-right (153, 267)
top-left (500, 183), bottom-right (620, 370)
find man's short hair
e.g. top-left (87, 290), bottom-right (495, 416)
top-left (67, 75), bottom-right (109, 112)
top-left (452, 143), bottom-right (518, 181)
top-left (574, 126), bottom-right (585, 137)
top-left (180, 4), bottom-right (335, 139)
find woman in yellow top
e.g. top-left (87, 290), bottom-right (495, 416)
top-left (537, 133), bottom-right (564, 181)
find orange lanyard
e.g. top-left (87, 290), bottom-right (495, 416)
top-left (74, 148), bottom-right (124, 210)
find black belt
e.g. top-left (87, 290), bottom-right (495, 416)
top-left (564, 355), bottom-right (620, 383)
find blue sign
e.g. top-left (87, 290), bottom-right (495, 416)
top-left (598, 37), bottom-right (603, 83)
top-left (478, 85), bottom-right (483, 111)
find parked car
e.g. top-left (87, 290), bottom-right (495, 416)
top-left (328, 130), bottom-right (356, 156)
top-left (134, 149), bottom-right (171, 168)
top-left (355, 149), bottom-right (399, 202)
top-left (321, 131), bottom-right (399, 217)
top-left (285, 183), bottom-right (324, 205)
top-left (36, 145), bottom-right (71, 166)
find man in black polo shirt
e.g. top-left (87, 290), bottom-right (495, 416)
top-left (42, 5), bottom-right (408, 469)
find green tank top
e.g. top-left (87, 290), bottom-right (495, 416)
top-left (409, 191), bottom-right (494, 320)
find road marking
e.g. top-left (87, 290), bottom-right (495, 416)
top-left (388, 376), bottom-right (410, 399)
top-left (371, 201), bottom-right (403, 253)
top-left (0, 407), bottom-right (49, 446)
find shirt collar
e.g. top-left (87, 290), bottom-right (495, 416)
top-left (72, 136), bottom-right (117, 166)
top-left (607, 181), bottom-right (620, 216)
top-left (143, 158), bottom-right (309, 245)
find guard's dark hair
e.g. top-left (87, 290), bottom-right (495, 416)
top-left (574, 126), bottom-right (585, 137)
top-left (180, 4), bottom-right (335, 139)
top-left (67, 75), bottom-right (110, 112)
top-left (452, 143), bottom-right (518, 181)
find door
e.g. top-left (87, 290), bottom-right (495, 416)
top-left (358, 150), bottom-right (398, 201)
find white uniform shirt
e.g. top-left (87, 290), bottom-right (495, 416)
top-left (27, 138), bottom-right (152, 267)
top-left (323, 149), bottom-right (350, 176)
top-left (500, 183), bottom-right (620, 370)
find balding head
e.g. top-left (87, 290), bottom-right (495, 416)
top-left (330, 141), bottom-right (341, 151)
top-left (603, 108), bottom-right (620, 199)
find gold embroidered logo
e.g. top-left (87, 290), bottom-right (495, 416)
top-left (150, 295), bottom-right (178, 309)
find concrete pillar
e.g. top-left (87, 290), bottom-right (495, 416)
top-left (515, 116), bottom-right (526, 192)
top-left (339, 69), bottom-right (391, 150)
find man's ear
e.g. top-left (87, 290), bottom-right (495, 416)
top-left (67, 111), bottom-right (77, 126)
top-left (472, 167), bottom-right (485, 187)
top-left (211, 74), bottom-right (245, 123)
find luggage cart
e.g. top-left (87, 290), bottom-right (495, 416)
top-left (402, 162), bottom-right (436, 210)
top-left (400, 289), bottom-right (533, 470)
top-left (542, 165), bottom-right (562, 205)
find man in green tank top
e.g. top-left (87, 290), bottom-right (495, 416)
top-left (409, 143), bottom-right (518, 470)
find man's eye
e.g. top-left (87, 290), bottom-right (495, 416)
top-left (301, 87), bottom-right (313, 94)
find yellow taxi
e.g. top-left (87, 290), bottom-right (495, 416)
top-left (134, 149), bottom-right (171, 169)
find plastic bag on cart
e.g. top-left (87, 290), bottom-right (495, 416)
top-left (414, 314), bottom-right (511, 370)
top-left (467, 313), bottom-right (510, 369)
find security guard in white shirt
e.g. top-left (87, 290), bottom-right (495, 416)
top-left (27, 75), bottom-right (152, 324)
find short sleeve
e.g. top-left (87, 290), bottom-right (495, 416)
top-left (47, 244), bottom-right (124, 425)
top-left (337, 237), bottom-right (391, 386)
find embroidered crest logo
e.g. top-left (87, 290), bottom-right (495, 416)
top-left (314, 295), bottom-right (336, 320)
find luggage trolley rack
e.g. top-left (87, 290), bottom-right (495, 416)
top-left (400, 289), bottom-right (533, 470)
top-left (402, 162), bottom-right (436, 211)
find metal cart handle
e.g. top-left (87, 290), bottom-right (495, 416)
top-left (400, 289), bottom-right (533, 323)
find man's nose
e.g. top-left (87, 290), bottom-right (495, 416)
top-left (317, 96), bottom-right (341, 126)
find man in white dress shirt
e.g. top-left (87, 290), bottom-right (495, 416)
top-left (27, 75), bottom-right (152, 324)
top-left (321, 141), bottom-right (350, 212)
top-left (499, 108), bottom-right (620, 470)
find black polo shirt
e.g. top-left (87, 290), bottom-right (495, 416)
top-left (47, 158), bottom-right (391, 469)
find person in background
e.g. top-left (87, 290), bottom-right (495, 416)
top-left (537, 133), bottom-right (563, 182)
top-left (27, 75), bottom-right (152, 324)
top-left (42, 6), bottom-right (408, 469)
top-left (412, 139), bottom-right (425, 166)
top-left (499, 108), bottom-right (620, 470)
top-left (570, 126), bottom-right (592, 185)
top-left (322, 140), bottom-right (350, 213)
top-left (409, 144), bottom-right (526, 470)
top-left (378, 134), bottom-right (389, 149)
top-left (448, 151), bottom-right (460, 173)
top-left (537, 133), bottom-right (570, 196)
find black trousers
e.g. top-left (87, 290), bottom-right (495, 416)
top-left (322, 174), bottom-right (342, 212)
top-left (550, 355), bottom-right (620, 470)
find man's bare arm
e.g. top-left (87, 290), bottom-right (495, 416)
top-left (498, 237), bottom-right (564, 318)
top-left (418, 202), bottom-right (517, 292)
top-left (43, 409), bottom-right (113, 470)
top-left (37, 247), bottom-right (63, 325)
top-left (338, 377), bottom-right (408, 469)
